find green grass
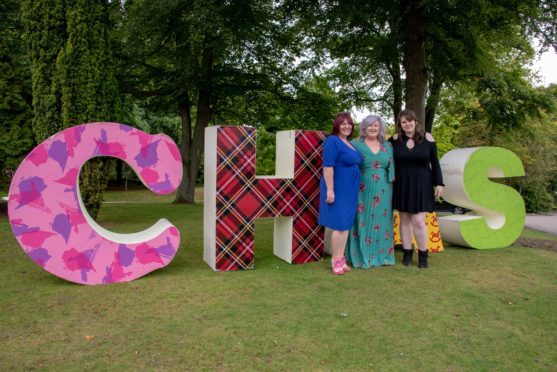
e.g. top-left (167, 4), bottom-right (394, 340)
top-left (1, 191), bottom-right (556, 370)
top-left (103, 187), bottom-right (204, 203)
top-left (521, 227), bottom-right (557, 241)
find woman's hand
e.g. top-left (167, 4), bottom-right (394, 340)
top-left (326, 189), bottom-right (335, 204)
top-left (435, 185), bottom-right (444, 199)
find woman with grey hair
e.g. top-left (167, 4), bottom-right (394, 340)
top-left (345, 115), bottom-right (396, 268)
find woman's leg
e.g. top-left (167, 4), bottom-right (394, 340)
top-left (330, 229), bottom-right (349, 274)
top-left (411, 212), bottom-right (428, 252)
top-left (331, 229), bottom-right (349, 258)
top-left (399, 212), bottom-right (414, 266)
top-left (399, 212), bottom-right (414, 250)
top-left (411, 212), bottom-right (429, 268)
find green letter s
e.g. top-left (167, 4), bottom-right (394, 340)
top-left (438, 147), bottom-right (525, 249)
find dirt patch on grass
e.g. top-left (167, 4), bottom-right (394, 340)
top-left (515, 237), bottom-right (557, 252)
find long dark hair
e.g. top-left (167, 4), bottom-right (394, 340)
top-left (396, 109), bottom-right (425, 143)
top-left (332, 112), bottom-right (354, 139)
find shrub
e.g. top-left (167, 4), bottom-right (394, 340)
top-left (79, 159), bottom-right (108, 220)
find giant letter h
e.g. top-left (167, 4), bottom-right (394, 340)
top-left (204, 126), bottom-right (326, 271)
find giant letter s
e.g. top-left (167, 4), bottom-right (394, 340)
top-left (437, 147), bottom-right (525, 249)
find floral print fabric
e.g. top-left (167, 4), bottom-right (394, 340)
top-left (346, 140), bottom-right (395, 268)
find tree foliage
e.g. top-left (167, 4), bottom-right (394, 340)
top-left (6, 0), bottom-right (555, 213)
top-left (436, 82), bottom-right (557, 212)
top-left (56, 0), bottom-right (120, 127)
top-left (115, 0), bottom-right (342, 203)
top-left (23, 0), bottom-right (121, 219)
top-left (0, 0), bottom-right (35, 180)
top-left (22, 0), bottom-right (66, 142)
top-left (284, 0), bottom-right (557, 131)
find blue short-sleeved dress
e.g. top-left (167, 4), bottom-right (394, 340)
top-left (318, 135), bottom-right (363, 231)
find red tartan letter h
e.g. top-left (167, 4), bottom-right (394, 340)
top-left (203, 126), bottom-right (326, 271)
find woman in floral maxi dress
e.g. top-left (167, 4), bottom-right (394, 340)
top-left (346, 115), bottom-right (395, 268)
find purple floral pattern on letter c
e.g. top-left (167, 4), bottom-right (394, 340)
top-left (8, 123), bottom-right (183, 285)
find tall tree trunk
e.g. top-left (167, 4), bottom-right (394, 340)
top-left (389, 62), bottom-right (403, 124)
top-left (174, 96), bottom-right (193, 203)
top-left (401, 0), bottom-right (428, 125)
top-left (116, 159), bottom-right (123, 186)
top-left (387, 17), bottom-right (403, 124)
top-left (425, 75), bottom-right (443, 133)
top-left (174, 44), bottom-right (213, 204)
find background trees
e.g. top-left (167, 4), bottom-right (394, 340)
top-left (22, 0), bottom-right (121, 218)
top-left (0, 0), bottom-right (34, 180)
top-left (1, 0), bottom-right (555, 211)
top-left (285, 0), bottom-right (556, 128)
top-left (114, 0), bottom-right (342, 203)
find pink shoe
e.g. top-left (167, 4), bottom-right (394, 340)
top-left (341, 257), bottom-right (351, 273)
top-left (332, 258), bottom-right (344, 275)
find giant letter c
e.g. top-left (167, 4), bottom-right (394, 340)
top-left (8, 123), bottom-right (183, 284)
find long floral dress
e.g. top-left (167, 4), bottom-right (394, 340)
top-left (346, 140), bottom-right (395, 268)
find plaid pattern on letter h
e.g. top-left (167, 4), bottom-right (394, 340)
top-left (204, 126), bottom-right (327, 271)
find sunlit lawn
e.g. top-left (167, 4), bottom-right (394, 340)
top-left (0, 190), bottom-right (556, 370)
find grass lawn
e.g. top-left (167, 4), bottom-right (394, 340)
top-left (521, 227), bottom-right (557, 241)
top-left (1, 190), bottom-right (556, 370)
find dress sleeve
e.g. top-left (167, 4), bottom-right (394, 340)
top-left (429, 141), bottom-right (444, 186)
top-left (322, 136), bottom-right (337, 167)
top-left (386, 142), bottom-right (395, 183)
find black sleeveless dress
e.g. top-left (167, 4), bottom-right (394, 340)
top-left (388, 135), bottom-right (444, 213)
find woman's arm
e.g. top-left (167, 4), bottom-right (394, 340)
top-left (426, 133), bottom-right (444, 198)
top-left (387, 142), bottom-right (395, 183)
top-left (322, 136), bottom-right (338, 203)
top-left (323, 167), bottom-right (335, 203)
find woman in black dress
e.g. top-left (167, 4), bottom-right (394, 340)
top-left (388, 109), bottom-right (444, 268)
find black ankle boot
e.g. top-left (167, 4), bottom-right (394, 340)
top-left (418, 250), bottom-right (428, 269)
top-left (402, 249), bottom-right (413, 266)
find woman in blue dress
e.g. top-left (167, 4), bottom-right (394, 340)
top-left (346, 115), bottom-right (395, 268)
top-left (318, 112), bottom-right (363, 275)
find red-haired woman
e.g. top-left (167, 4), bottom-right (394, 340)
top-left (388, 109), bottom-right (444, 268)
top-left (318, 112), bottom-right (363, 275)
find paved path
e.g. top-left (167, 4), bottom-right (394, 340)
top-left (525, 212), bottom-right (557, 236)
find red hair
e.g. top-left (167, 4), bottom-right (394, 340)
top-left (331, 112), bottom-right (354, 139)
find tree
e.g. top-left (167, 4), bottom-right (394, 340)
top-left (116, 0), bottom-right (330, 203)
top-left (0, 0), bottom-right (35, 180)
top-left (285, 0), bottom-right (557, 130)
top-left (401, 0), bottom-right (427, 124)
top-left (23, 0), bottom-right (121, 218)
top-left (422, 0), bottom-right (556, 131)
top-left (22, 0), bottom-right (66, 142)
top-left (435, 81), bottom-right (557, 212)
top-left (282, 0), bottom-right (404, 123)
top-left (56, 0), bottom-right (120, 128)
